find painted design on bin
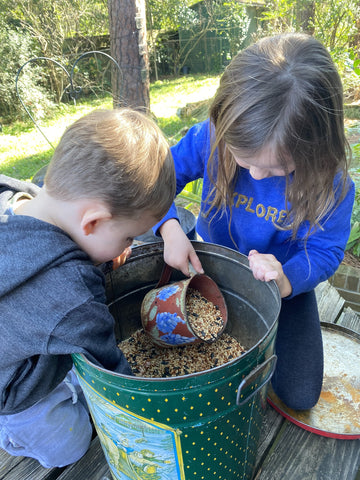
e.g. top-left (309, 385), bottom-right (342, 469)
top-left (77, 376), bottom-right (186, 480)
top-left (178, 398), bottom-right (262, 480)
top-left (73, 355), bottom-right (270, 480)
top-left (157, 285), bottom-right (179, 301)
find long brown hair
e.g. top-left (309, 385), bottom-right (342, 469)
top-left (208, 33), bottom-right (351, 239)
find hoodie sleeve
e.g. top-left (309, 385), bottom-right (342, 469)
top-left (283, 176), bottom-right (355, 298)
top-left (153, 120), bottom-right (210, 235)
top-left (47, 299), bottom-right (132, 375)
top-left (45, 264), bottom-right (133, 375)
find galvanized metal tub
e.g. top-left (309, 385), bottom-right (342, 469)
top-left (73, 241), bottom-right (281, 480)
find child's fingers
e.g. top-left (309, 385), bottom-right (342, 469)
top-left (189, 250), bottom-right (204, 275)
top-left (248, 252), bottom-right (281, 282)
top-left (264, 270), bottom-right (279, 282)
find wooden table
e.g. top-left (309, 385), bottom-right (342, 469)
top-left (1, 281), bottom-right (359, 480)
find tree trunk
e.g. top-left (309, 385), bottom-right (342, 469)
top-left (147, 5), bottom-right (158, 82)
top-left (108, 0), bottom-right (150, 110)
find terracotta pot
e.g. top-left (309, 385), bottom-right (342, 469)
top-left (140, 264), bottom-right (228, 347)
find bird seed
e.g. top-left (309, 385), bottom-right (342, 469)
top-left (185, 287), bottom-right (224, 341)
top-left (119, 329), bottom-right (246, 378)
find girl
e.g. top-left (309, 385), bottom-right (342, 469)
top-left (156, 33), bottom-right (355, 410)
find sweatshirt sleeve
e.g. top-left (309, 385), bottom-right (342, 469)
top-left (45, 264), bottom-right (133, 375)
top-left (283, 176), bottom-right (355, 298)
top-left (47, 300), bottom-right (132, 375)
top-left (153, 120), bottom-right (210, 235)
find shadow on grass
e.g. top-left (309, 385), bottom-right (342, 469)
top-left (3, 101), bottom-right (211, 182)
top-left (156, 101), bottom-right (210, 145)
top-left (1, 149), bottom-right (53, 181)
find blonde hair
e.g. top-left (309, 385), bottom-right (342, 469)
top-left (208, 33), bottom-right (351, 239)
top-left (45, 108), bottom-right (175, 220)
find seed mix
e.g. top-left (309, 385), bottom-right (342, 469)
top-left (185, 287), bottom-right (224, 341)
top-left (119, 329), bottom-right (246, 378)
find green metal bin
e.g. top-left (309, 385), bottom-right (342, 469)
top-left (73, 242), bottom-right (280, 480)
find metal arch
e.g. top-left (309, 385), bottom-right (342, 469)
top-left (15, 51), bottom-right (123, 149)
top-left (15, 57), bottom-right (71, 149)
top-left (66, 50), bottom-right (123, 102)
top-left (69, 50), bottom-right (122, 79)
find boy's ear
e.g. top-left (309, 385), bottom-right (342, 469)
top-left (80, 205), bottom-right (112, 236)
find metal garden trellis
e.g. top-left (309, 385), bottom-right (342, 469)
top-left (15, 50), bottom-right (123, 150)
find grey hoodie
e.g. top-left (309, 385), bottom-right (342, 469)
top-left (0, 175), bottom-right (131, 415)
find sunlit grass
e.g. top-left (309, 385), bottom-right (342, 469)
top-left (2, 71), bottom-right (358, 182)
top-left (0, 75), bottom-right (220, 180)
top-left (0, 98), bottom-right (113, 179)
top-left (151, 74), bottom-right (219, 118)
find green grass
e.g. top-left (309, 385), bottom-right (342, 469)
top-left (2, 72), bottom-right (360, 181)
top-left (2, 72), bottom-right (360, 255)
top-left (0, 74), bottom-right (220, 181)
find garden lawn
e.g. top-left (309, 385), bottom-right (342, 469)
top-left (0, 74), bottom-right (220, 181)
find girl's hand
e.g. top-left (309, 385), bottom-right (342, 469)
top-left (159, 218), bottom-right (204, 276)
top-left (247, 249), bottom-right (292, 298)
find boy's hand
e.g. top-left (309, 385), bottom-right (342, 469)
top-left (247, 249), bottom-right (292, 298)
top-left (159, 218), bottom-right (204, 277)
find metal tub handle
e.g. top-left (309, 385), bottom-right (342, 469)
top-left (236, 355), bottom-right (277, 406)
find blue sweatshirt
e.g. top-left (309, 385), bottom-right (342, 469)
top-left (0, 175), bottom-right (131, 415)
top-left (157, 120), bottom-right (355, 298)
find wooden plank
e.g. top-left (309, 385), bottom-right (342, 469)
top-left (1, 281), bottom-right (356, 480)
top-left (315, 281), bottom-right (345, 323)
top-left (255, 405), bottom-right (285, 473)
top-left (254, 421), bottom-right (360, 480)
top-left (0, 449), bottom-right (62, 480)
top-left (337, 307), bottom-right (360, 334)
top-left (0, 450), bottom-right (24, 479)
top-left (56, 437), bottom-right (110, 480)
top-left (0, 454), bottom-right (62, 480)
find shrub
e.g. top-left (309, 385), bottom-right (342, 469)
top-left (0, 20), bottom-right (55, 123)
top-left (347, 165), bottom-right (360, 256)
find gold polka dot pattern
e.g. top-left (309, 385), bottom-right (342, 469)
top-left (73, 341), bottom-right (275, 480)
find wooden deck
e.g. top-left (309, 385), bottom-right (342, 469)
top-left (1, 280), bottom-right (359, 480)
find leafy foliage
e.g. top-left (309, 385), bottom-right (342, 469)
top-left (260, 0), bottom-right (360, 99)
top-left (0, 19), bottom-right (55, 123)
top-left (147, 0), bottom-right (250, 76)
top-left (147, 0), bottom-right (196, 32)
top-left (0, 0), bottom-right (109, 120)
top-left (346, 168), bottom-right (360, 256)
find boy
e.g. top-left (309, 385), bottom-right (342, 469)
top-left (0, 108), bottom-right (175, 467)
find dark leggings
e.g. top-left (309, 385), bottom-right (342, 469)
top-left (271, 290), bottom-right (324, 410)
